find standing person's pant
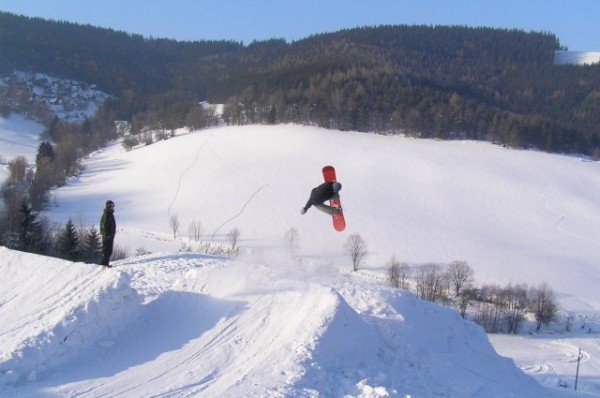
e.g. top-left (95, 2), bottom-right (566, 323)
top-left (101, 236), bottom-right (114, 266)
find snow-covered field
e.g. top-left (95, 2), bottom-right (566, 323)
top-left (2, 124), bottom-right (600, 396)
top-left (0, 114), bottom-right (45, 182)
top-left (554, 51), bottom-right (600, 65)
top-left (0, 114), bottom-right (45, 163)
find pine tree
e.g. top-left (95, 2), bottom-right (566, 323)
top-left (35, 141), bottom-right (55, 166)
top-left (18, 198), bottom-right (37, 252)
top-left (81, 226), bottom-right (101, 263)
top-left (58, 219), bottom-right (79, 261)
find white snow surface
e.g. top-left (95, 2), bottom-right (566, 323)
top-left (554, 51), bottom-right (600, 65)
top-left (2, 124), bottom-right (600, 396)
top-left (48, 125), bottom-right (600, 313)
top-left (0, 247), bottom-right (576, 397)
top-left (0, 114), bottom-right (45, 183)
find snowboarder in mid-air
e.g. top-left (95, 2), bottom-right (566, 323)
top-left (100, 200), bottom-right (116, 267)
top-left (301, 181), bottom-right (342, 216)
top-left (302, 165), bottom-right (346, 231)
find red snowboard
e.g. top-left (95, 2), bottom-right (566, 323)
top-left (322, 165), bottom-right (346, 232)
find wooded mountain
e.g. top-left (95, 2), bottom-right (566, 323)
top-left (1, 12), bottom-right (599, 155)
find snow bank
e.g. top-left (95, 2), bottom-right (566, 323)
top-left (0, 247), bottom-right (141, 385)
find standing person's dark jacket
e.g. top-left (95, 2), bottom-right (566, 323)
top-left (100, 208), bottom-right (116, 238)
top-left (100, 200), bottom-right (116, 267)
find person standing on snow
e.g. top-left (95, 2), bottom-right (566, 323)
top-left (100, 200), bottom-right (116, 267)
top-left (300, 181), bottom-right (342, 215)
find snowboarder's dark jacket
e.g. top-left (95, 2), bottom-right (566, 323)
top-left (100, 208), bottom-right (116, 239)
top-left (304, 182), bottom-right (336, 210)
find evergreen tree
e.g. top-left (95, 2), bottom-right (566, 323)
top-left (44, 117), bottom-right (60, 141)
top-left (18, 198), bottom-right (36, 251)
top-left (2, 12), bottom-right (599, 155)
top-left (35, 141), bottom-right (55, 166)
top-left (82, 117), bottom-right (92, 137)
top-left (81, 226), bottom-right (101, 263)
top-left (58, 218), bottom-right (79, 261)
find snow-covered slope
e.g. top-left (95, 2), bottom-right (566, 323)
top-left (554, 51), bottom-right (600, 65)
top-left (0, 247), bottom-right (574, 397)
top-left (0, 114), bottom-right (45, 164)
top-left (0, 114), bottom-right (45, 183)
top-left (4, 124), bottom-right (599, 396)
top-left (0, 248), bottom-right (139, 386)
top-left (48, 125), bottom-right (600, 313)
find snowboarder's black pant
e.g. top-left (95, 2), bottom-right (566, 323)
top-left (314, 193), bottom-right (341, 215)
top-left (101, 236), bottom-right (114, 266)
top-left (315, 203), bottom-right (339, 215)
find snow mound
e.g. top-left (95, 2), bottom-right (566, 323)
top-left (0, 247), bottom-right (141, 385)
top-left (1, 249), bottom-right (570, 396)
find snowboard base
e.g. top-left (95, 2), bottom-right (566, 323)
top-left (322, 165), bottom-right (346, 232)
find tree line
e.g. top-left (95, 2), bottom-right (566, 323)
top-left (2, 12), bottom-right (599, 156)
top-left (341, 233), bottom-right (559, 334)
top-left (0, 108), bottom-right (120, 255)
top-left (0, 179), bottom-right (105, 263)
top-left (386, 259), bottom-right (559, 334)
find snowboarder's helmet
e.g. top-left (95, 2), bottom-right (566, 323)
top-left (106, 200), bottom-right (115, 207)
top-left (332, 182), bottom-right (342, 192)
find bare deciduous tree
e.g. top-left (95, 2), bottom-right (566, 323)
top-left (529, 282), bottom-right (559, 331)
top-left (565, 312), bottom-right (575, 332)
top-left (387, 256), bottom-right (410, 289)
top-left (284, 227), bottom-right (299, 254)
top-left (344, 233), bottom-right (368, 271)
top-left (398, 262), bottom-right (411, 290)
top-left (501, 283), bottom-right (529, 334)
top-left (457, 286), bottom-right (478, 319)
top-left (111, 244), bottom-right (129, 261)
top-left (388, 256), bottom-right (401, 288)
top-left (446, 260), bottom-right (474, 297)
top-left (415, 263), bottom-right (446, 303)
top-left (474, 284), bottom-right (503, 333)
top-left (169, 213), bottom-right (180, 238)
top-left (188, 220), bottom-right (202, 242)
top-left (7, 156), bottom-right (28, 183)
top-left (227, 228), bottom-right (241, 250)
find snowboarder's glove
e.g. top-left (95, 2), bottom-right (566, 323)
top-left (300, 207), bottom-right (307, 215)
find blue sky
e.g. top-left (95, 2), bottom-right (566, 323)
top-left (1, 0), bottom-right (599, 51)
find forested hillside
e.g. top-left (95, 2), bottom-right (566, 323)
top-left (1, 12), bottom-right (599, 155)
